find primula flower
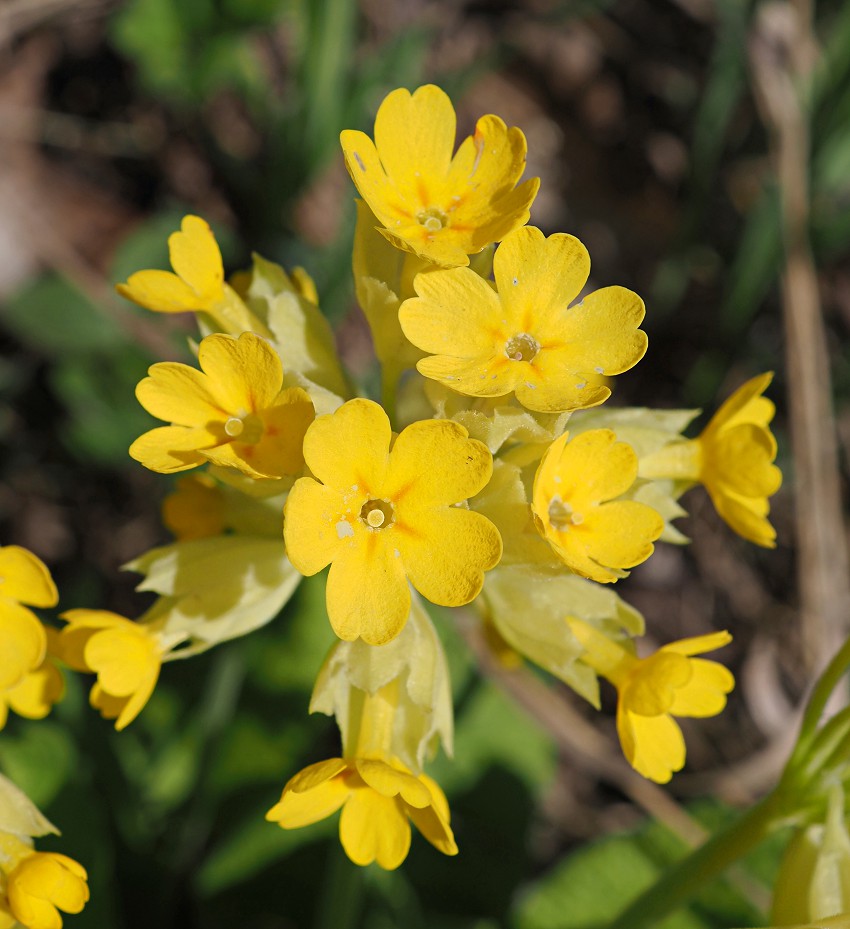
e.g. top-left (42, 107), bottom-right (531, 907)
top-left (284, 398), bottom-right (502, 645)
top-left (399, 226), bottom-right (648, 412)
top-left (638, 372), bottom-right (782, 547)
top-left (116, 215), bottom-right (258, 334)
top-left (130, 331), bottom-right (315, 478)
top-left (568, 618), bottom-right (734, 783)
top-left (266, 756), bottom-right (456, 869)
top-left (60, 610), bottom-right (166, 730)
top-left (531, 429), bottom-right (663, 583)
top-left (340, 84), bottom-right (539, 267)
top-left (0, 546), bottom-right (63, 729)
top-left (3, 848), bottom-right (89, 929)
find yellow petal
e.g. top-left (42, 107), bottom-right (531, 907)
top-left (705, 372), bottom-right (775, 435)
top-left (339, 789), bottom-right (411, 869)
top-left (408, 804), bottom-right (458, 856)
top-left (622, 651), bottom-right (691, 716)
top-left (198, 332), bottom-right (283, 414)
top-left (0, 603), bottom-right (46, 690)
top-left (668, 658), bottom-right (734, 717)
top-left (355, 760), bottom-right (431, 808)
top-left (84, 628), bottom-right (159, 696)
top-left (116, 270), bottom-right (201, 313)
top-left (581, 501), bottom-right (663, 570)
top-left (248, 388), bottom-right (314, 477)
top-left (708, 423), bottom-right (782, 496)
top-left (514, 349), bottom-right (610, 413)
top-left (7, 662), bottom-right (64, 721)
top-left (167, 215), bottom-right (224, 303)
top-left (617, 705), bottom-right (685, 784)
top-left (266, 776), bottom-right (350, 828)
top-left (129, 425), bottom-right (215, 473)
top-left (302, 399), bottom-right (391, 491)
top-left (0, 546), bottom-right (58, 607)
top-left (284, 478), bottom-right (350, 575)
top-left (326, 531), bottom-right (410, 644)
top-left (662, 630), bottom-right (732, 657)
top-left (398, 507), bottom-right (502, 607)
top-left (287, 758), bottom-right (349, 793)
top-left (136, 363), bottom-right (227, 426)
top-left (709, 487), bottom-right (777, 548)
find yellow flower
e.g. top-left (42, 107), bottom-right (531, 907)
top-left (638, 372), bottom-right (782, 547)
top-left (266, 756), bottom-right (456, 869)
top-left (340, 84), bottom-right (539, 268)
top-left (162, 474), bottom-right (227, 541)
top-left (4, 847), bottom-right (89, 929)
top-left (130, 331), bottom-right (315, 478)
top-left (60, 610), bottom-right (165, 731)
top-left (531, 429), bottom-right (663, 583)
top-left (399, 226), bottom-right (648, 412)
top-left (568, 618), bottom-right (734, 783)
top-left (116, 215), bottom-right (258, 334)
top-left (0, 547), bottom-right (63, 730)
top-left (283, 398), bottom-right (502, 645)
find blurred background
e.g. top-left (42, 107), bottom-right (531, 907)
top-left (1, 0), bottom-right (848, 926)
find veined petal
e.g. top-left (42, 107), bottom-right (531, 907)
top-left (198, 332), bottom-right (283, 414)
top-left (136, 363), bottom-right (227, 426)
top-left (447, 116), bottom-right (528, 203)
top-left (0, 546), bottom-right (58, 607)
top-left (339, 789), bottom-right (411, 869)
top-left (7, 662), bottom-right (64, 720)
top-left (374, 85), bottom-right (456, 183)
top-left (493, 227), bottom-right (590, 324)
top-left (416, 352), bottom-right (518, 398)
top-left (84, 628), bottom-right (159, 696)
top-left (709, 487), bottom-right (777, 548)
top-left (581, 501), bottom-right (663, 570)
top-left (386, 419), bottom-right (492, 505)
top-left (355, 760), bottom-right (431, 808)
top-left (266, 777), bottom-right (350, 829)
top-left (515, 351), bottom-right (610, 412)
top-left (0, 603), bottom-right (46, 690)
top-left (408, 804), bottom-right (458, 856)
top-left (284, 478), bottom-right (351, 575)
top-left (706, 372), bottom-right (775, 435)
top-left (467, 177), bottom-right (540, 253)
top-left (286, 758), bottom-right (349, 793)
top-left (668, 658), bottom-right (734, 717)
top-left (116, 270), bottom-right (202, 313)
top-left (325, 532), bottom-right (410, 644)
top-left (167, 215), bottom-right (224, 302)
top-left (341, 131), bottom-right (405, 233)
top-left (662, 630), bottom-right (732, 657)
top-left (709, 423), bottom-right (782, 497)
top-left (302, 399), bottom-right (391, 491)
top-left (396, 506), bottom-right (502, 607)
top-left (130, 426), bottom-right (216, 473)
top-left (617, 704), bottom-right (685, 784)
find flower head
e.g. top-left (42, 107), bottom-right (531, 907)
top-left (130, 331), bottom-right (315, 478)
top-left (568, 618), bottom-right (734, 783)
top-left (638, 373), bottom-right (781, 547)
top-left (284, 398), bottom-right (502, 644)
top-left (4, 849), bottom-right (89, 929)
top-left (399, 226), bottom-right (647, 412)
top-left (60, 610), bottom-right (165, 730)
top-left (531, 429), bottom-right (663, 583)
top-left (341, 84), bottom-right (539, 267)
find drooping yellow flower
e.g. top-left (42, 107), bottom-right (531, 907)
top-left (0, 547), bottom-right (63, 730)
top-left (531, 429), bottom-right (663, 583)
top-left (130, 331), bottom-right (315, 478)
top-left (283, 398), bottom-right (502, 645)
top-left (3, 845), bottom-right (89, 929)
top-left (568, 618), bottom-right (734, 783)
top-left (399, 226), bottom-right (648, 412)
top-left (340, 84), bottom-right (539, 268)
top-left (116, 215), bottom-right (259, 334)
top-left (638, 372), bottom-right (782, 547)
top-left (60, 610), bottom-right (166, 731)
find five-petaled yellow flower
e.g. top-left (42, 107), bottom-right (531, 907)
top-left (284, 398), bottom-right (502, 644)
top-left (60, 610), bottom-right (165, 731)
top-left (0, 546), bottom-right (64, 730)
top-left (340, 84), bottom-right (539, 267)
top-left (639, 372), bottom-right (782, 547)
top-left (131, 331), bottom-right (314, 478)
top-left (568, 618), bottom-right (734, 783)
top-left (266, 757), bottom-right (456, 870)
top-left (532, 429), bottom-right (663, 583)
top-left (399, 226), bottom-right (647, 412)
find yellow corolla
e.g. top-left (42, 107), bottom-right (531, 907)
top-left (2, 845), bottom-right (89, 929)
top-left (60, 610), bottom-right (165, 731)
top-left (266, 756), bottom-right (456, 870)
top-left (340, 84), bottom-right (539, 267)
top-left (639, 372), bottom-right (782, 547)
top-left (531, 429), bottom-right (663, 583)
top-left (130, 331), bottom-right (314, 478)
top-left (283, 398), bottom-right (502, 645)
top-left (568, 618), bottom-right (734, 783)
top-left (399, 226), bottom-right (647, 412)
top-left (0, 546), bottom-right (63, 730)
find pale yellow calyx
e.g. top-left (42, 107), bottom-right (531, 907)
top-left (638, 438), bottom-right (702, 482)
top-left (504, 332), bottom-right (540, 364)
top-left (417, 207), bottom-right (448, 233)
top-left (360, 499), bottom-right (394, 530)
top-left (548, 496), bottom-right (583, 530)
top-left (346, 680), bottom-right (400, 760)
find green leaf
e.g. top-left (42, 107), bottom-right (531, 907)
top-left (0, 722), bottom-right (76, 809)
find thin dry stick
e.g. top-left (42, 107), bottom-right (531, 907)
top-left (750, 3), bottom-right (850, 670)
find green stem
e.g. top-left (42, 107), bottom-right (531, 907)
top-left (314, 845), bottom-right (363, 929)
top-left (606, 790), bottom-right (785, 929)
top-left (792, 634), bottom-right (850, 764)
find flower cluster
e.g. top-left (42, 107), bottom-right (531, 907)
top-left (32, 83), bottom-right (783, 871)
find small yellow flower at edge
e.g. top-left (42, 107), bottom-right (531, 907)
top-left (130, 331), bottom-right (315, 478)
top-left (283, 398), bottom-right (503, 645)
top-left (531, 429), bottom-right (663, 583)
top-left (60, 610), bottom-right (166, 731)
top-left (341, 84), bottom-right (539, 268)
top-left (399, 226), bottom-right (648, 413)
top-left (639, 372), bottom-right (782, 547)
top-left (568, 617), bottom-right (734, 783)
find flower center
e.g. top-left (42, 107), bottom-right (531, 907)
top-left (360, 499), bottom-right (395, 530)
top-left (416, 207), bottom-right (448, 233)
top-left (224, 412), bottom-right (263, 444)
top-left (548, 495), bottom-right (583, 530)
top-left (504, 332), bottom-right (540, 363)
